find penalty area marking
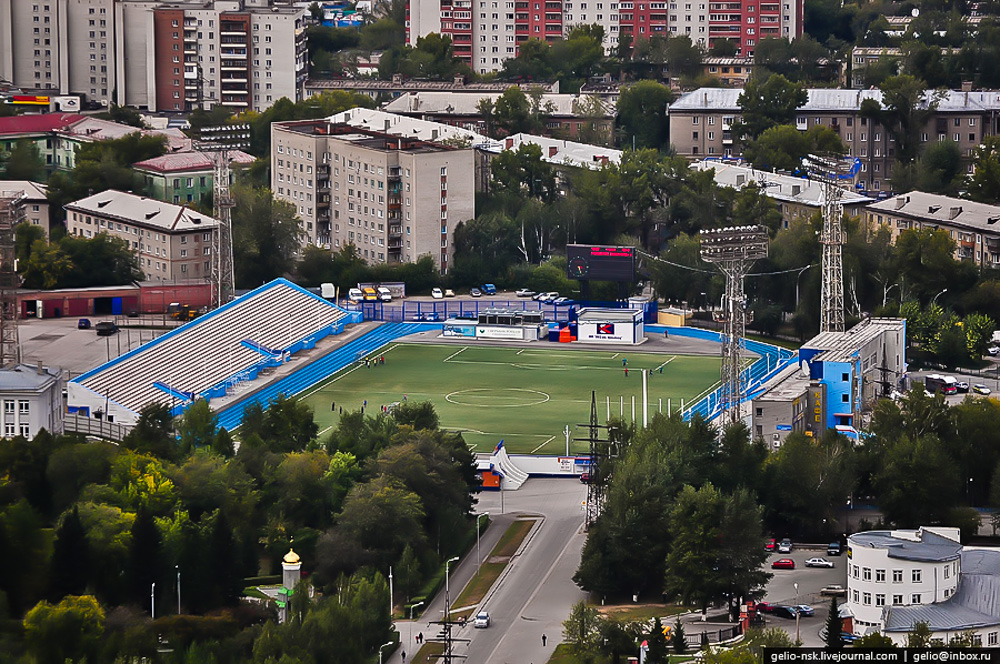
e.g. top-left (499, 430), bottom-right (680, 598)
top-left (443, 346), bottom-right (468, 362)
top-left (445, 387), bottom-right (551, 407)
top-left (654, 356), bottom-right (677, 372)
top-left (530, 436), bottom-right (556, 454)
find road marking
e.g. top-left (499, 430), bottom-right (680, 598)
top-left (530, 436), bottom-right (555, 454)
top-left (443, 346), bottom-right (468, 362)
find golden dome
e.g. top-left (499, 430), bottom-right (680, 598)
top-left (283, 548), bottom-right (301, 565)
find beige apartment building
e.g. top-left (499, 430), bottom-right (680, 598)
top-left (271, 120), bottom-right (476, 272)
top-left (669, 88), bottom-right (1000, 195)
top-left (0, 0), bottom-right (306, 112)
top-left (865, 192), bottom-right (1000, 269)
top-left (64, 189), bottom-right (219, 282)
top-left (1, 181), bottom-right (49, 236)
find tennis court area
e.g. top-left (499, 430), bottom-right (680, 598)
top-left (301, 343), bottom-right (721, 455)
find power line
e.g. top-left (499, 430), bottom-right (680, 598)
top-left (638, 249), bottom-right (815, 277)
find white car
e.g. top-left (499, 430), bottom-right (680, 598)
top-left (473, 611), bottom-right (491, 628)
top-left (989, 346), bottom-right (1000, 356)
top-left (538, 292), bottom-right (559, 302)
top-left (778, 538), bottom-right (793, 553)
top-left (515, 288), bottom-right (535, 298)
top-left (973, 384), bottom-right (992, 395)
top-left (805, 557), bottom-right (835, 568)
top-left (431, 288), bottom-right (444, 299)
top-left (347, 288), bottom-right (364, 303)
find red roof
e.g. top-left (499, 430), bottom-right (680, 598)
top-left (133, 150), bottom-right (256, 173)
top-left (0, 113), bottom-right (85, 137)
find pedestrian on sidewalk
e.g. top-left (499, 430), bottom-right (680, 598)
top-left (542, 634), bottom-right (547, 646)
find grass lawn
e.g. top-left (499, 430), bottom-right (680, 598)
top-left (452, 518), bottom-right (537, 619)
top-left (409, 642), bottom-right (443, 664)
top-left (301, 343), bottom-right (721, 454)
top-left (598, 604), bottom-right (687, 624)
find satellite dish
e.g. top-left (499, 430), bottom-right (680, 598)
top-left (799, 359), bottom-right (810, 377)
top-left (911, 7), bottom-right (920, 17)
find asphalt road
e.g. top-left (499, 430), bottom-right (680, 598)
top-left (20, 316), bottom-right (169, 376)
top-left (762, 549), bottom-right (848, 646)
top-left (389, 478), bottom-right (588, 664)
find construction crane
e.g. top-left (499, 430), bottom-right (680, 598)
top-left (801, 155), bottom-right (862, 334)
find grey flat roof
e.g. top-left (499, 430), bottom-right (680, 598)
top-left (0, 364), bottom-right (60, 391)
top-left (669, 88), bottom-right (1000, 113)
top-left (693, 161), bottom-right (873, 207)
top-left (849, 530), bottom-right (962, 563)
top-left (577, 308), bottom-right (643, 322)
top-left (65, 190), bottom-right (219, 233)
top-left (867, 191), bottom-right (1000, 234)
top-left (754, 365), bottom-right (812, 401)
top-left (803, 318), bottom-right (904, 363)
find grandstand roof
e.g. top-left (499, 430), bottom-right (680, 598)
top-left (71, 279), bottom-right (351, 418)
top-left (65, 190), bottom-right (219, 233)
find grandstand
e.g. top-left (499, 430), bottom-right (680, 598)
top-left (67, 279), bottom-right (359, 426)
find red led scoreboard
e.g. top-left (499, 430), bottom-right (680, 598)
top-left (566, 244), bottom-right (636, 281)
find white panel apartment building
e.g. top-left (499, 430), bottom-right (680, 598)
top-left (64, 189), bottom-right (219, 282)
top-left (271, 119), bottom-right (476, 272)
top-left (0, 0), bottom-right (305, 112)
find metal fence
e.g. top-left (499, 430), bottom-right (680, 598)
top-left (64, 414), bottom-right (131, 442)
top-left (356, 298), bottom-right (655, 323)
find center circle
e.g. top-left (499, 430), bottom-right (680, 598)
top-left (445, 388), bottom-right (551, 407)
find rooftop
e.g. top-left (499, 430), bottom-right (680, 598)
top-left (0, 364), bottom-right (60, 391)
top-left (803, 317), bottom-right (905, 363)
top-left (0, 112), bottom-right (85, 137)
top-left (276, 120), bottom-right (461, 153)
top-left (133, 150), bottom-right (255, 174)
top-left (479, 133), bottom-right (622, 169)
top-left (754, 364), bottom-right (813, 402)
top-left (60, 117), bottom-right (191, 152)
top-left (306, 78), bottom-right (559, 93)
top-left (381, 91), bottom-right (615, 117)
top-left (867, 191), bottom-right (1000, 234)
top-left (326, 107), bottom-right (487, 145)
top-left (65, 190), bottom-right (219, 233)
top-left (849, 528), bottom-right (963, 563)
top-left (0, 181), bottom-right (47, 201)
top-left (669, 88), bottom-right (1000, 113)
top-left (693, 160), bottom-right (873, 207)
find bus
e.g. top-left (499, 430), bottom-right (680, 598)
top-left (924, 374), bottom-right (957, 395)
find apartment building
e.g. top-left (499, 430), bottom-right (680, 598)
top-left (0, 0), bottom-right (306, 112)
top-left (304, 74), bottom-right (559, 102)
top-left (271, 119), bottom-right (476, 271)
top-left (64, 189), bottom-right (219, 282)
top-left (0, 181), bottom-right (49, 237)
top-left (406, 0), bottom-right (802, 72)
top-left (133, 150), bottom-right (254, 206)
top-left (865, 192), bottom-right (1000, 270)
top-left (669, 88), bottom-right (1000, 195)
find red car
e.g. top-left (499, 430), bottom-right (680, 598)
top-left (765, 538), bottom-right (776, 551)
top-left (771, 558), bottom-right (795, 569)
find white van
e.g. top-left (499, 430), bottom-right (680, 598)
top-left (377, 286), bottom-right (392, 302)
top-left (347, 288), bottom-right (364, 303)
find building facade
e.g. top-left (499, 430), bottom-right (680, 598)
top-left (406, 0), bottom-right (802, 73)
top-left (865, 192), bottom-right (1000, 270)
top-left (64, 189), bottom-right (219, 282)
top-left (0, 0), bottom-right (306, 112)
top-left (133, 150), bottom-right (254, 206)
top-left (271, 118), bottom-right (476, 271)
top-left (669, 88), bottom-right (1000, 195)
top-left (0, 364), bottom-right (65, 439)
top-left (304, 74), bottom-right (559, 102)
top-left (0, 181), bottom-right (49, 236)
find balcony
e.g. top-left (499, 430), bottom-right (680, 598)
top-left (389, 224), bottom-right (402, 236)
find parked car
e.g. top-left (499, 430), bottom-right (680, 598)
top-left (426, 312), bottom-right (441, 322)
top-left (770, 606), bottom-right (798, 619)
top-left (95, 321), bottom-right (118, 336)
top-left (515, 288), bottom-right (535, 298)
top-left (77, 318), bottom-right (91, 330)
top-left (989, 346), bottom-right (1000, 356)
top-left (376, 286), bottom-right (393, 302)
top-left (431, 288), bottom-right (444, 299)
top-left (957, 381), bottom-right (970, 393)
top-left (553, 297), bottom-right (573, 305)
top-left (444, 289), bottom-right (456, 298)
top-left (481, 284), bottom-right (497, 295)
top-left (756, 602), bottom-right (776, 614)
top-left (771, 558), bottom-right (795, 569)
top-left (470, 288), bottom-right (482, 297)
top-left (473, 611), bottom-right (491, 628)
top-left (805, 557), bottom-right (835, 568)
top-left (973, 384), bottom-right (992, 395)
top-left (794, 605), bottom-right (815, 617)
top-left (347, 288), bottom-right (364, 303)
top-left (538, 292), bottom-right (559, 302)
top-left (778, 538), bottom-right (793, 553)
top-left (765, 538), bottom-right (776, 551)
top-left (821, 585), bottom-right (847, 597)
top-left (828, 542), bottom-right (843, 556)
top-left (579, 472), bottom-right (591, 483)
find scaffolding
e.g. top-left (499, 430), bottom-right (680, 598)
top-left (700, 225), bottom-right (769, 425)
top-left (0, 192), bottom-right (23, 367)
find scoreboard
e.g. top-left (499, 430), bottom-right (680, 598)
top-left (566, 244), bottom-right (636, 281)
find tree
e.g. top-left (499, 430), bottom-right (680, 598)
top-left (875, 434), bottom-right (960, 526)
top-left (54, 232), bottom-right (143, 288)
top-left (49, 506), bottom-right (90, 600)
top-left (861, 75), bottom-right (941, 164)
top-left (489, 143), bottom-right (557, 200)
top-left (671, 619), bottom-right (688, 654)
top-left (617, 80), bottom-right (673, 151)
top-left (23, 595), bottom-right (106, 664)
top-left (710, 38), bottom-right (738, 57)
top-left (478, 87), bottom-right (549, 138)
top-left (177, 399), bottom-right (218, 454)
top-left (122, 402), bottom-right (177, 461)
top-left (664, 484), bottom-right (725, 612)
top-left (562, 601), bottom-right (603, 660)
top-left (969, 136), bottom-right (1000, 204)
top-left (391, 400), bottom-right (441, 431)
top-left (743, 124), bottom-right (845, 172)
top-left (231, 183), bottom-right (303, 288)
top-left (854, 633), bottom-right (897, 647)
top-left (646, 617), bottom-right (669, 664)
top-left (893, 139), bottom-right (964, 195)
top-left (1, 139), bottom-right (45, 181)
top-left (823, 597), bottom-right (843, 650)
top-left (126, 505), bottom-right (162, 609)
top-left (207, 511), bottom-right (243, 607)
top-left (735, 74), bottom-right (807, 142)
top-left (907, 621), bottom-right (933, 648)
top-left (964, 312), bottom-right (995, 359)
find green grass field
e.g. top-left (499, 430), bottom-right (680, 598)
top-left (301, 343), bottom-right (721, 455)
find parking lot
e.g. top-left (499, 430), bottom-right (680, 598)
top-left (762, 548), bottom-right (847, 646)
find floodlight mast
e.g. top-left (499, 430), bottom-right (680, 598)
top-left (194, 124), bottom-right (250, 309)
top-left (0, 191), bottom-right (22, 367)
top-left (802, 154), bottom-right (860, 333)
top-left (700, 225), bottom-right (769, 425)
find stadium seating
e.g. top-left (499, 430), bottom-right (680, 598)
top-left (73, 279), bottom-right (350, 417)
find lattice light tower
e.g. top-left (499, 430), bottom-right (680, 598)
top-left (194, 124), bottom-right (250, 309)
top-left (0, 192), bottom-right (23, 367)
top-left (802, 154), bottom-right (861, 333)
top-left (700, 225), bottom-right (769, 425)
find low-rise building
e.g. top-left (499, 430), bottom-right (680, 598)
top-left (865, 192), bottom-right (1000, 269)
top-left (304, 75), bottom-right (559, 102)
top-left (751, 369), bottom-right (824, 448)
top-left (0, 363), bottom-right (64, 439)
top-left (133, 151), bottom-right (255, 206)
top-left (64, 190), bottom-right (218, 283)
top-left (701, 57), bottom-right (755, 86)
top-left (0, 181), bottom-right (48, 236)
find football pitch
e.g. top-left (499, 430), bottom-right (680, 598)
top-left (300, 343), bottom-right (722, 455)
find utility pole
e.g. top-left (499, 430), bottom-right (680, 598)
top-left (0, 191), bottom-right (23, 366)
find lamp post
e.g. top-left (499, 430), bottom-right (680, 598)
top-left (445, 556), bottom-right (459, 622)
top-left (932, 288), bottom-right (948, 305)
top-left (176, 565), bottom-right (181, 615)
top-left (151, 582), bottom-right (156, 620)
top-left (476, 513), bottom-right (489, 574)
top-left (378, 642), bottom-right (393, 664)
top-left (409, 601), bottom-right (424, 647)
top-left (793, 582), bottom-right (800, 644)
top-left (795, 265), bottom-right (812, 310)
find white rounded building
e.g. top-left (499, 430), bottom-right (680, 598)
top-left (847, 527), bottom-right (1000, 646)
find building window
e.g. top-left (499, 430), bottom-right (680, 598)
top-left (912, 570), bottom-right (921, 583)
top-left (862, 592), bottom-right (871, 605)
top-left (875, 594), bottom-right (885, 607)
top-left (18, 401), bottom-right (28, 414)
top-left (3, 400), bottom-right (12, 414)
top-left (875, 569), bottom-right (885, 582)
top-left (893, 594), bottom-right (903, 605)
top-left (912, 593), bottom-right (921, 603)
top-left (892, 569), bottom-right (903, 583)
top-left (863, 568), bottom-right (871, 581)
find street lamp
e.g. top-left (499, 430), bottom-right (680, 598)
top-left (795, 265), bottom-right (813, 310)
top-left (476, 513), bottom-right (490, 574)
top-left (176, 565), bottom-right (181, 615)
top-left (445, 556), bottom-right (459, 622)
top-left (793, 582), bottom-right (800, 644)
top-left (378, 642), bottom-right (393, 664)
top-left (932, 288), bottom-right (948, 305)
top-left (409, 601), bottom-right (424, 647)
top-left (151, 582), bottom-right (156, 620)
